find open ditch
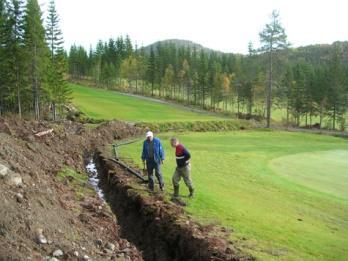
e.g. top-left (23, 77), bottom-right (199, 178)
top-left (88, 148), bottom-right (253, 261)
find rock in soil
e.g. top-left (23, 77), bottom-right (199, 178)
top-left (95, 238), bottom-right (103, 247)
top-left (5, 172), bottom-right (22, 187)
top-left (105, 242), bottom-right (115, 251)
top-left (0, 163), bottom-right (9, 177)
top-left (36, 228), bottom-right (48, 244)
top-left (52, 249), bottom-right (63, 257)
top-left (16, 193), bottom-right (24, 203)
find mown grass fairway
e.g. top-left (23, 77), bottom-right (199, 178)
top-left (121, 131), bottom-right (348, 260)
top-left (71, 83), bottom-right (222, 122)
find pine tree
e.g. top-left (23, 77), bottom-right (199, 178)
top-left (313, 66), bottom-right (329, 128)
top-left (7, 0), bottom-right (26, 118)
top-left (291, 60), bottom-right (308, 126)
top-left (163, 64), bottom-right (174, 98)
top-left (45, 0), bottom-right (69, 120)
top-left (259, 10), bottom-right (289, 127)
top-left (24, 0), bottom-right (48, 119)
top-left (327, 43), bottom-right (346, 129)
top-left (198, 50), bottom-right (208, 109)
top-left (147, 46), bottom-right (156, 96)
top-left (280, 65), bottom-right (294, 125)
top-left (0, 0), bottom-right (9, 115)
top-left (125, 35), bottom-right (133, 58)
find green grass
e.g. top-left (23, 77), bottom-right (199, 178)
top-left (56, 167), bottom-right (95, 201)
top-left (71, 83), bottom-right (223, 122)
top-left (120, 130), bottom-right (348, 260)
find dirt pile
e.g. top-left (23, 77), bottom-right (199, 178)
top-left (0, 117), bottom-right (143, 260)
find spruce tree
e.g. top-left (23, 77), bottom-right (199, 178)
top-left (327, 43), bottom-right (346, 129)
top-left (7, 0), bottom-right (25, 118)
top-left (24, 0), bottom-right (48, 119)
top-left (259, 10), bottom-right (289, 127)
top-left (147, 46), bottom-right (156, 96)
top-left (0, 0), bottom-right (8, 115)
top-left (45, 0), bottom-right (70, 120)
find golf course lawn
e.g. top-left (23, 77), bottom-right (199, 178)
top-left (120, 130), bottom-right (348, 260)
top-left (71, 83), bottom-right (223, 122)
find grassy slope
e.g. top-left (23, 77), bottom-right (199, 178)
top-left (71, 83), bottom-right (222, 122)
top-left (120, 131), bottom-right (348, 260)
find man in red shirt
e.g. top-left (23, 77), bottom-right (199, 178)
top-left (170, 137), bottom-right (194, 198)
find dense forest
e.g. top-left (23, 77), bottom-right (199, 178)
top-left (1, 1), bottom-right (347, 130)
top-left (69, 36), bottom-right (348, 130)
top-left (68, 10), bottom-right (348, 130)
top-left (0, 0), bottom-right (69, 120)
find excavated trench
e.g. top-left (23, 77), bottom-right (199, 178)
top-left (90, 148), bottom-right (253, 261)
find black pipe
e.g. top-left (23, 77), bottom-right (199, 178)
top-left (109, 158), bottom-right (147, 182)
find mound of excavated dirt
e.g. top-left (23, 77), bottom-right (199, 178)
top-left (0, 117), bottom-right (143, 260)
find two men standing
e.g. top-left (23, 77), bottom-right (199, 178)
top-left (141, 130), bottom-right (194, 198)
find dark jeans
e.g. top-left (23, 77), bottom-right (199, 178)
top-left (146, 159), bottom-right (164, 191)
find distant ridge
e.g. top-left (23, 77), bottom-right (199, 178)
top-left (142, 39), bottom-right (348, 64)
top-left (142, 39), bottom-right (224, 54)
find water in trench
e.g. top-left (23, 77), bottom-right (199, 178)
top-left (86, 159), bottom-right (105, 201)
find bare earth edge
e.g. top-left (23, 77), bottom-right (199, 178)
top-left (0, 117), bottom-right (253, 260)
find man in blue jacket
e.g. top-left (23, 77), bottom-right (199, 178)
top-left (142, 131), bottom-right (165, 192)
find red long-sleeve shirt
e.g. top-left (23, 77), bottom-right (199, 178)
top-left (175, 144), bottom-right (191, 167)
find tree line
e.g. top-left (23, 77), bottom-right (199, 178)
top-left (1, 4), bottom-right (347, 129)
top-left (68, 12), bottom-right (348, 130)
top-left (0, 0), bottom-right (69, 120)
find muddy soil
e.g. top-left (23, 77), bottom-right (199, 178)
top-left (0, 117), bottom-right (142, 260)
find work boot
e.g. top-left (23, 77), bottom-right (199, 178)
top-left (188, 187), bottom-right (194, 198)
top-left (160, 184), bottom-right (165, 191)
top-left (173, 186), bottom-right (179, 198)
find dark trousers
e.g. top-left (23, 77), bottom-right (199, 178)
top-left (146, 159), bottom-right (164, 191)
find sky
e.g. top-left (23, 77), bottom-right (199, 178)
top-left (38, 0), bottom-right (348, 54)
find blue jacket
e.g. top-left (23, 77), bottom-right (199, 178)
top-left (141, 137), bottom-right (165, 164)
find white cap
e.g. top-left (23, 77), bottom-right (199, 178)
top-left (146, 131), bottom-right (153, 138)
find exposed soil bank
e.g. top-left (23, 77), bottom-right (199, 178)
top-left (0, 117), bottom-right (143, 260)
top-left (95, 148), bottom-right (253, 261)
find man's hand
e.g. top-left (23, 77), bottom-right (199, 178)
top-left (161, 160), bottom-right (164, 165)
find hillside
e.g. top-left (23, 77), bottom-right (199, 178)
top-left (142, 39), bottom-right (224, 54)
top-left (143, 39), bottom-right (348, 63)
top-left (287, 41), bottom-right (348, 64)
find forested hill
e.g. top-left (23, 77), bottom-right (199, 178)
top-left (144, 39), bottom-right (348, 63)
top-left (142, 39), bottom-right (223, 54)
top-left (286, 41), bottom-right (348, 64)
